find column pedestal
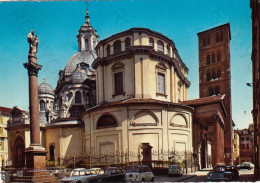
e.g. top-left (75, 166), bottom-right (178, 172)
top-left (25, 146), bottom-right (47, 169)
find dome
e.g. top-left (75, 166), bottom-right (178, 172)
top-left (70, 70), bottom-right (87, 84)
top-left (38, 78), bottom-right (54, 95)
top-left (64, 51), bottom-right (97, 76)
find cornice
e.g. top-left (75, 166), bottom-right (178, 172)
top-left (93, 46), bottom-right (190, 87)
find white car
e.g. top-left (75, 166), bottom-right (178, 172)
top-left (168, 164), bottom-right (183, 176)
top-left (125, 165), bottom-right (154, 182)
top-left (61, 168), bottom-right (98, 183)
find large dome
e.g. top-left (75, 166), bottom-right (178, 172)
top-left (64, 51), bottom-right (97, 76)
top-left (39, 79), bottom-right (54, 95)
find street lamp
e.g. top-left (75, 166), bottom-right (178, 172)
top-left (246, 83), bottom-right (253, 87)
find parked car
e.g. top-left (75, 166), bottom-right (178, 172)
top-left (224, 165), bottom-right (239, 180)
top-left (87, 167), bottom-right (125, 182)
top-left (238, 162), bottom-right (254, 170)
top-left (90, 168), bottom-right (103, 174)
top-left (168, 164), bottom-right (183, 176)
top-left (61, 168), bottom-right (98, 183)
top-left (125, 165), bottom-right (154, 182)
top-left (206, 165), bottom-right (233, 182)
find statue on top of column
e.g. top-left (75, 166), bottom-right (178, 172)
top-left (27, 30), bottom-right (39, 56)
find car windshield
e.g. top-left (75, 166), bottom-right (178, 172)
top-left (126, 167), bottom-right (140, 173)
top-left (170, 165), bottom-right (178, 169)
top-left (215, 167), bottom-right (225, 172)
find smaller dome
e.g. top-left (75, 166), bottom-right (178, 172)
top-left (70, 70), bottom-right (87, 84)
top-left (38, 77), bottom-right (54, 95)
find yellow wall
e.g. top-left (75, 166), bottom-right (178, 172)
top-left (96, 32), bottom-right (189, 105)
top-left (83, 104), bottom-right (193, 159)
top-left (45, 126), bottom-right (83, 159)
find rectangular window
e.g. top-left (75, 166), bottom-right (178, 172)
top-left (220, 31), bottom-right (223, 41)
top-left (157, 73), bottom-right (165, 94)
top-left (216, 32), bottom-right (220, 42)
top-left (114, 72), bottom-right (123, 95)
top-left (203, 38), bottom-right (206, 46)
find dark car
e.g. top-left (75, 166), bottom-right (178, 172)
top-left (206, 165), bottom-right (233, 182)
top-left (238, 162), bottom-right (254, 170)
top-left (87, 167), bottom-right (125, 182)
top-left (225, 165), bottom-right (239, 180)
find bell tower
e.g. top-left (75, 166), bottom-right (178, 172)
top-left (197, 23), bottom-right (233, 165)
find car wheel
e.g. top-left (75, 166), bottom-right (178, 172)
top-left (76, 181), bottom-right (82, 183)
top-left (151, 177), bottom-right (154, 182)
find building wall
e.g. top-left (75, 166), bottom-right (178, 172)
top-left (251, 0), bottom-right (260, 178)
top-left (45, 126), bottom-right (84, 160)
top-left (198, 24), bottom-right (233, 164)
top-left (83, 103), bottom-right (193, 159)
top-left (237, 127), bottom-right (254, 163)
top-left (0, 111), bottom-right (10, 169)
top-left (95, 29), bottom-right (190, 105)
top-left (233, 131), bottom-right (240, 165)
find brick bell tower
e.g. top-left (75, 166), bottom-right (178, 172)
top-left (197, 23), bottom-right (233, 165)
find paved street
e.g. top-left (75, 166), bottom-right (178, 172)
top-left (154, 168), bottom-right (254, 182)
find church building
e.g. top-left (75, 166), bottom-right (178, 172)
top-left (6, 9), bottom-right (231, 170)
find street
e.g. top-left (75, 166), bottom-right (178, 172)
top-left (154, 169), bottom-right (254, 182)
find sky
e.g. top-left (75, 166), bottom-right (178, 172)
top-left (0, 0), bottom-right (253, 129)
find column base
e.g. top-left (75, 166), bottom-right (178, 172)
top-left (25, 146), bottom-right (47, 169)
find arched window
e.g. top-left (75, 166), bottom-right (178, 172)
top-left (49, 145), bottom-right (55, 161)
top-left (207, 70), bottom-right (211, 81)
top-left (40, 100), bottom-right (45, 111)
top-left (75, 91), bottom-right (82, 104)
top-left (67, 92), bottom-right (73, 101)
top-left (149, 38), bottom-right (154, 47)
top-left (59, 98), bottom-right (62, 110)
top-left (217, 69), bottom-right (221, 79)
top-left (97, 114), bottom-right (117, 129)
top-left (217, 52), bottom-right (221, 62)
top-left (167, 45), bottom-right (170, 55)
top-left (207, 55), bottom-right (211, 65)
top-left (157, 41), bottom-right (164, 52)
top-left (212, 53), bottom-right (215, 63)
top-left (125, 37), bottom-right (130, 49)
top-left (209, 87), bottom-right (214, 96)
top-left (114, 40), bottom-right (121, 53)
top-left (50, 101), bottom-right (54, 111)
top-left (107, 44), bottom-right (110, 56)
top-left (212, 70), bottom-right (216, 80)
top-left (85, 39), bottom-right (89, 50)
top-left (215, 86), bottom-right (220, 95)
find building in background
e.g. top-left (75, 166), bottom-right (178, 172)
top-left (237, 124), bottom-right (254, 164)
top-left (233, 130), bottom-right (240, 165)
top-left (250, 0), bottom-right (260, 180)
top-left (0, 106), bottom-right (12, 170)
top-left (197, 23), bottom-right (234, 165)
